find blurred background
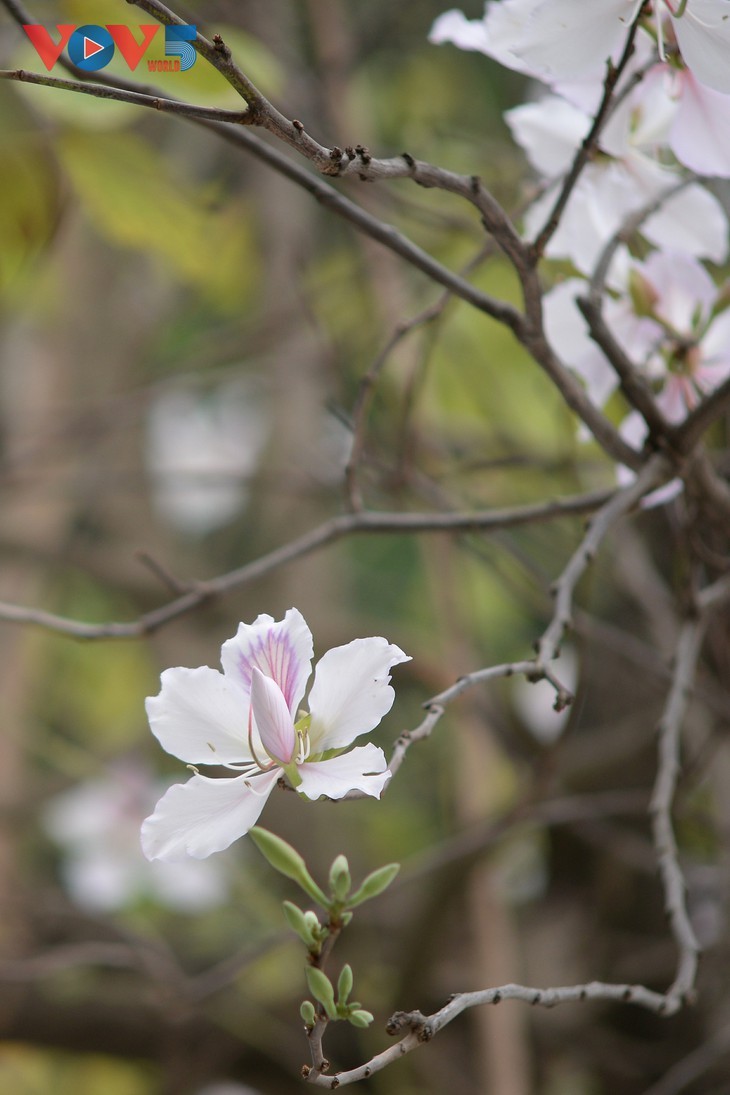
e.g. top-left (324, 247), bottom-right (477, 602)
top-left (1, 1), bottom-right (729, 1092)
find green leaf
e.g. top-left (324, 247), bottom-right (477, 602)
top-left (249, 827), bottom-right (329, 907)
top-left (305, 967), bottom-right (338, 1020)
top-left (347, 863), bottom-right (400, 908)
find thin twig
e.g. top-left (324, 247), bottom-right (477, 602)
top-left (529, 6), bottom-right (646, 260)
top-left (303, 979), bottom-right (678, 1088)
top-left (0, 489), bottom-right (614, 640)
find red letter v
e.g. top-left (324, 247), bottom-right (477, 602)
top-left (22, 25), bottom-right (75, 71)
top-left (107, 25), bottom-right (159, 71)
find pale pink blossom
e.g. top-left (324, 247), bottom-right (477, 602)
top-left (432, 0), bottom-right (730, 93)
top-left (141, 610), bottom-right (409, 861)
top-left (508, 92), bottom-right (728, 271)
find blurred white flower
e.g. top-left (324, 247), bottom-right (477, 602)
top-left (146, 379), bottom-right (268, 535)
top-left (513, 647), bottom-right (578, 745)
top-left (431, 0), bottom-right (730, 93)
top-left (44, 762), bottom-right (228, 912)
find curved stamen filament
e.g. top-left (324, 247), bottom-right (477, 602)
top-left (295, 728), bottom-right (311, 765)
top-left (247, 704), bottom-right (279, 773)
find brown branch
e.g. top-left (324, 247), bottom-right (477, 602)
top-left (0, 489), bottom-right (614, 640)
top-left (648, 573), bottom-right (730, 1010)
top-left (0, 68), bottom-right (249, 122)
top-left (303, 979), bottom-right (678, 1088)
top-left (672, 374), bottom-right (730, 453)
top-left (528, 6), bottom-right (646, 260)
top-left (0, 5), bottom-right (641, 466)
top-left (536, 453), bottom-right (669, 664)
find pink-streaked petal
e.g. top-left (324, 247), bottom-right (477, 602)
top-left (638, 250), bottom-right (716, 332)
top-left (297, 744), bottom-right (390, 801)
top-left (251, 667), bottom-right (295, 764)
top-left (220, 608), bottom-right (313, 715)
top-left (672, 0), bottom-right (730, 94)
top-left (670, 72), bottom-right (730, 178)
top-left (141, 770), bottom-right (278, 861)
top-left (146, 666), bottom-right (251, 766)
top-left (308, 637), bottom-right (410, 753)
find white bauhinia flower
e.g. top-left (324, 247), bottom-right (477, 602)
top-left (508, 90), bottom-right (728, 272)
top-left (141, 609), bottom-right (410, 861)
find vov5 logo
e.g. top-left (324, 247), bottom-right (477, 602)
top-left (23, 23), bottom-right (197, 73)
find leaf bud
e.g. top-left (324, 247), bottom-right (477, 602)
top-left (300, 999), bottom-right (317, 1027)
top-left (305, 967), bottom-right (338, 1020)
top-left (328, 854), bottom-right (351, 901)
top-left (348, 1009), bottom-right (375, 1029)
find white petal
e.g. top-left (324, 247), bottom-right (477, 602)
top-left (297, 744), bottom-right (390, 801)
top-left (672, 0), bottom-right (730, 94)
top-left (670, 72), bottom-right (730, 178)
top-left (506, 97), bottom-right (590, 176)
top-left (642, 176), bottom-right (729, 264)
top-left (220, 608), bottom-right (313, 715)
top-left (516, 0), bottom-right (637, 83)
top-left (141, 771), bottom-right (278, 861)
top-left (429, 9), bottom-right (493, 52)
top-left (146, 666), bottom-right (251, 766)
top-left (250, 667), bottom-right (295, 764)
top-left (308, 637), bottom-right (410, 753)
top-left (429, 1), bottom-right (546, 77)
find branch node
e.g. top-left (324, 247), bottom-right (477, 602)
top-left (492, 991), bottom-right (502, 1004)
top-left (301, 1065), bottom-right (311, 1078)
top-left (330, 146), bottom-right (343, 162)
top-left (345, 146), bottom-right (356, 159)
top-left (212, 33), bottom-right (231, 59)
top-left (292, 118), bottom-right (305, 134)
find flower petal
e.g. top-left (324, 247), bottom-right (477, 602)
top-left (515, 0), bottom-right (635, 83)
top-left (146, 666), bottom-right (251, 766)
top-left (672, 0), bottom-right (730, 94)
top-left (308, 637), bottom-right (410, 753)
top-left (141, 770), bottom-right (279, 861)
top-left (220, 608), bottom-right (313, 715)
top-left (669, 72), bottom-right (730, 179)
top-left (297, 744), bottom-right (390, 801)
top-left (251, 667), bottom-right (295, 764)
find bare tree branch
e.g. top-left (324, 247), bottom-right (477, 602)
top-left (0, 489), bottom-right (614, 640)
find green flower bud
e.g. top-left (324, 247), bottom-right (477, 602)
top-left (283, 901), bottom-right (317, 946)
top-left (347, 862), bottom-right (400, 908)
top-left (305, 967), bottom-right (338, 1020)
top-left (336, 963), bottom-right (353, 1005)
top-left (348, 1009), bottom-right (375, 1029)
top-left (300, 1000), bottom-right (317, 1027)
top-left (328, 854), bottom-right (351, 901)
top-left (249, 827), bottom-right (329, 907)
